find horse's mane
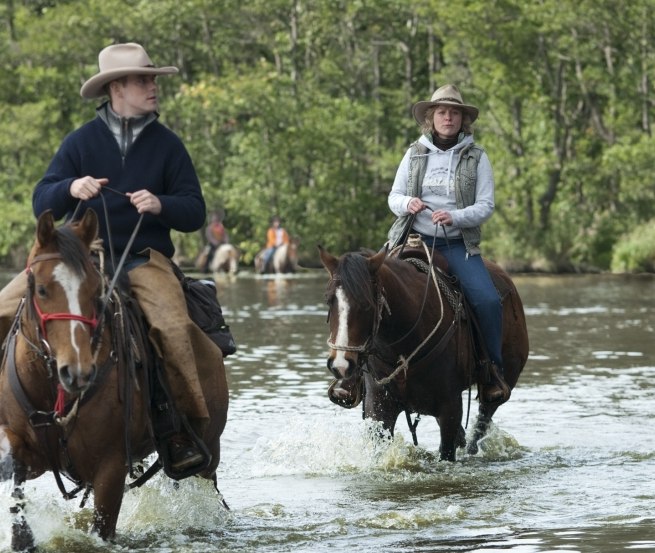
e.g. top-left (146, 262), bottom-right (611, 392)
top-left (327, 252), bottom-right (377, 312)
top-left (54, 225), bottom-right (93, 278)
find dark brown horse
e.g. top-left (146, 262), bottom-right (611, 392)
top-left (0, 210), bottom-right (228, 550)
top-left (319, 245), bottom-right (528, 461)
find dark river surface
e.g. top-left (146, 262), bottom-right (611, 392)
top-left (0, 269), bottom-right (653, 552)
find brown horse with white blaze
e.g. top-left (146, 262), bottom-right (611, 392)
top-left (319, 245), bottom-right (528, 461)
top-left (0, 210), bottom-right (228, 550)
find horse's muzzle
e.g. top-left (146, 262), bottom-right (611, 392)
top-left (58, 363), bottom-right (97, 394)
top-left (327, 376), bottom-right (363, 409)
top-left (326, 355), bottom-right (358, 380)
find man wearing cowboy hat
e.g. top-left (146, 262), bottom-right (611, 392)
top-left (387, 83), bottom-right (510, 405)
top-left (29, 42), bottom-right (228, 473)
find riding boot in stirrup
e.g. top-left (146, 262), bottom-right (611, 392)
top-left (482, 363), bottom-right (511, 405)
top-left (168, 434), bottom-right (205, 472)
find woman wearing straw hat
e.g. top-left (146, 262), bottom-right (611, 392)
top-left (29, 42), bottom-right (227, 472)
top-left (387, 84), bottom-right (510, 405)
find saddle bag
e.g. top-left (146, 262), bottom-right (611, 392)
top-left (172, 265), bottom-right (237, 356)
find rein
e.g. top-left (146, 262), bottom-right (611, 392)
top-left (70, 192), bottom-right (152, 481)
top-left (71, 186), bottom-right (145, 348)
top-left (374, 240), bottom-right (448, 385)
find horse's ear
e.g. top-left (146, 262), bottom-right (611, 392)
top-left (318, 245), bottom-right (338, 276)
top-left (367, 246), bottom-right (387, 274)
top-left (36, 210), bottom-right (56, 248)
top-left (77, 209), bottom-right (99, 247)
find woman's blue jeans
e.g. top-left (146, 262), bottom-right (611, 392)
top-left (421, 236), bottom-right (504, 368)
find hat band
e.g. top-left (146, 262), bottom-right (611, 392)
top-left (434, 97), bottom-right (463, 104)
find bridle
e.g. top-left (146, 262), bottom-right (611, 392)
top-left (27, 253), bottom-right (99, 342)
top-left (326, 275), bottom-right (390, 356)
top-left (24, 252), bottom-right (104, 381)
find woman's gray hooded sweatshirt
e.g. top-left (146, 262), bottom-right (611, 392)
top-left (388, 133), bottom-right (494, 254)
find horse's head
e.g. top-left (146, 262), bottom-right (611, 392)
top-left (26, 209), bottom-right (102, 394)
top-left (319, 246), bottom-right (387, 386)
top-left (288, 238), bottom-right (300, 260)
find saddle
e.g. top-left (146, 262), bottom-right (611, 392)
top-left (390, 237), bottom-right (513, 302)
top-left (389, 236), bottom-right (511, 384)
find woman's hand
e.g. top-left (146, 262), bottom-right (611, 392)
top-left (432, 210), bottom-right (453, 226)
top-left (407, 197), bottom-right (427, 214)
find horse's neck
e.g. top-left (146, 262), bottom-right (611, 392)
top-left (380, 263), bottom-right (453, 339)
top-left (379, 264), bottom-right (424, 312)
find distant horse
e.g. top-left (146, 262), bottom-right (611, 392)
top-left (318, 245), bottom-right (528, 461)
top-left (210, 244), bottom-right (240, 276)
top-left (0, 210), bottom-right (228, 549)
top-left (254, 239), bottom-right (299, 274)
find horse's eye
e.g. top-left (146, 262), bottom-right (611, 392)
top-left (36, 284), bottom-right (47, 298)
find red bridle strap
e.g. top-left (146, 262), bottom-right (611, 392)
top-left (31, 297), bottom-right (98, 339)
top-left (26, 255), bottom-right (99, 340)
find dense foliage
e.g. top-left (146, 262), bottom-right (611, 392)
top-left (1, 0), bottom-right (654, 271)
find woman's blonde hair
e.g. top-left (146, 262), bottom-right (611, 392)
top-left (420, 105), bottom-right (473, 135)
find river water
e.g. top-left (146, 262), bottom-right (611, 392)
top-left (0, 269), bottom-right (653, 552)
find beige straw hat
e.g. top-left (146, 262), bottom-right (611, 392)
top-left (411, 84), bottom-right (479, 125)
top-left (80, 43), bottom-right (178, 99)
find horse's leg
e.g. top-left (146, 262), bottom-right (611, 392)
top-left (437, 399), bottom-right (464, 462)
top-left (466, 402), bottom-right (498, 455)
top-left (10, 461), bottom-right (35, 553)
top-left (210, 473), bottom-right (230, 510)
top-left (91, 459), bottom-right (128, 540)
top-left (0, 428), bottom-right (35, 551)
top-left (363, 376), bottom-right (402, 438)
top-left (0, 437), bottom-right (13, 482)
top-left (455, 425), bottom-right (467, 449)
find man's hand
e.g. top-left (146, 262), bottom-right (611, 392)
top-left (127, 189), bottom-right (162, 215)
top-left (70, 177), bottom-right (109, 200)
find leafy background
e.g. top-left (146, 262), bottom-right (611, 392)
top-left (1, 0), bottom-right (654, 271)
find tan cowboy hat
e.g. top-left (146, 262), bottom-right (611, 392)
top-left (411, 84), bottom-right (479, 125)
top-left (80, 42), bottom-right (178, 99)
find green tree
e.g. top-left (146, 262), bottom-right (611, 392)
top-left (1, 0), bottom-right (654, 272)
